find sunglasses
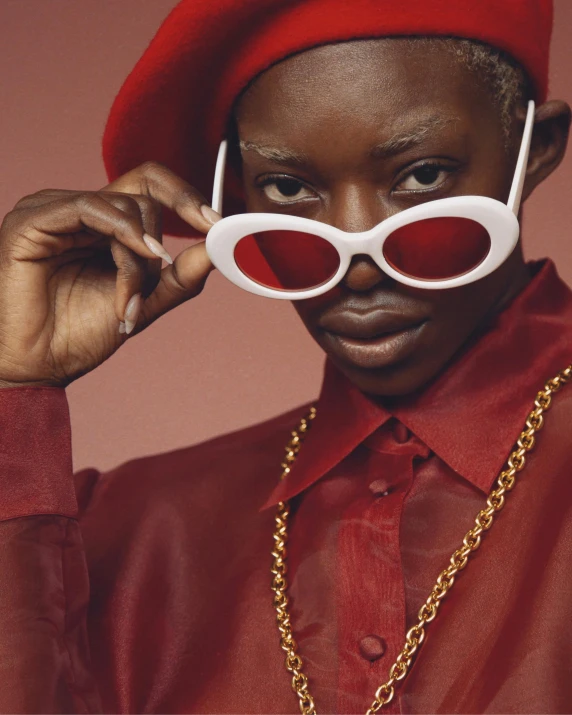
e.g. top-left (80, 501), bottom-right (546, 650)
top-left (205, 100), bottom-right (535, 299)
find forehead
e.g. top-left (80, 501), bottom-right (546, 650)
top-left (235, 39), bottom-right (493, 145)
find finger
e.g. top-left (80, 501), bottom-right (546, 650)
top-left (139, 241), bottom-right (214, 326)
top-left (17, 190), bottom-right (172, 276)
top-left (115, 193), bottom-right (164, 294)
top-left (6, 193), bottom-right (170, 266)
top-left (109, 238), bottom-right (147, 331)
top-left (13, 189), bottom-right (76, 211)
top-left (101, 194), bottom-right (159, 325)
top-left (4, 192), bottom-right (158, 327)
top-left (102, 161), bottom-right (221, 236)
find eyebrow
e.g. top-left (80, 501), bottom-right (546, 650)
top-left (371, 116), bottom-right (459, 159)
top-left (239, 115), bottom-right (460, 166)
top-left (239, 140), bottom-right (308, 166)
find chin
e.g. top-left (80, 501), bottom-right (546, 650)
top-left (326, 354), bottom-right (436, 398)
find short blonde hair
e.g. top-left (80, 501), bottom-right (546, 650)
top-left (411, 37), bottom-right (533, 141)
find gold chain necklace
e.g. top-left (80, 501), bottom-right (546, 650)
top-left (271, 364), bottom-right (572, 715)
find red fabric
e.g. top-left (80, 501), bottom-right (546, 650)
top-left (0, 387), bottom-right (76, 520)
top-left (1, 258), bottom-right (572, 712)
top-left (102, 0), bottom-right (553, 238)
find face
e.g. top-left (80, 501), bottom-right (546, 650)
top-left (233, 39), bottom-right (568, 396)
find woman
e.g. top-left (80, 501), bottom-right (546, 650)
top-left (0, 0), bottom-right (570, 712)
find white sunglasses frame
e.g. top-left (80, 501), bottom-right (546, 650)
top-left (205, 100), bottom-right (535, 299)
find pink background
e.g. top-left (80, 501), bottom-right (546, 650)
top-left (1, 1), bottom-right (571, 472)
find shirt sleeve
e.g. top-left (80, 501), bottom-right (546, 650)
top-left (0, 387), bottom-right (103, 713)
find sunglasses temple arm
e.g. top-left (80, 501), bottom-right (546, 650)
top-left (211, 139), bottom-right (229, 216)
top-left (507, 100), bottom-right (536, 216)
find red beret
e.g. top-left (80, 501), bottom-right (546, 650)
top-left (102, 0), bottom-right (553, 238)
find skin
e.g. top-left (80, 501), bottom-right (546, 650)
top-left (0, 38), bottom-right (569, 396)
top-left (0, 165), bottom-right (218, 387)
top-left (234, 39), bottom-right (571, 396)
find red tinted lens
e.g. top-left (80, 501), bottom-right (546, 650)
top-left (383, 217), bottom-right (491, 280)
top-left (234, 230), bottom-right (340, 291)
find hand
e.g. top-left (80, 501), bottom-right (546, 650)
top-left (0, 161), bottom-right (220, 388)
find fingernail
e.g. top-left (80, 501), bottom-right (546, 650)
top-left (124, 293), bottom-right (142, 335)
top-left (143, 233), bottom-right (173, 265)
top-left (118, 321), bottom-right (126, 334)
top-left (200, 204), bottom-right (222, 225)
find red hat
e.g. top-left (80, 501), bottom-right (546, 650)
top-left (102, 0), bottom-right (553, 238)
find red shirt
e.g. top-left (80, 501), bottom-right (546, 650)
top-left (1, 258), bottom-right (572, 714)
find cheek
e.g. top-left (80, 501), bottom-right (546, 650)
top-left (418, 279), bottom-right (502, 348)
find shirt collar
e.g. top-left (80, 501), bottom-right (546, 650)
top-left (262, 259), bottom-right (572, 509)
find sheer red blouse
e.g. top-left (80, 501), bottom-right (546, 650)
top-left (1, 258), bottom-right (571, 714)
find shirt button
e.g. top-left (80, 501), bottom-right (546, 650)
top-left (368, 478), bottom-right (392, 497)
top-left (358, 635), bottom-right (387, 662)
top-left (392, 421), bottom-right (410, 444)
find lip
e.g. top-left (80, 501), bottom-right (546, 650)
top-left (319, 316), bottom-right (429, 369)
top-left (318, 309), bottom-right (428, 340)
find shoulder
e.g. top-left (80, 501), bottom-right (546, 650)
top-left (75, 401), bottom-right (313, 517)
top-left (76, 402), bottom-right (313, 577)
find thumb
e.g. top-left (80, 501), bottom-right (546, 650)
top-left (139, 241), bottom-right (215, 325)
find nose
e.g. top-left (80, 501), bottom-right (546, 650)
top-left (325, 183), bottom-right (390, 292)
top-left (343, 254), bottom-right (388, 291)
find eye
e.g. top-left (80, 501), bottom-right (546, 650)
top-left (261, 177), bottom-right (314, 204)
top-left (396, 164), bottom-right (452, 192)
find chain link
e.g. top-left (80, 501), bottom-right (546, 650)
top-left (271, 365), bottom-right (572, 714)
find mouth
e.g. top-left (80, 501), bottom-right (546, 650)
top-left (318, 311), bottom-right (429, 369)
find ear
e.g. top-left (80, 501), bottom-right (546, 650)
top-left (521, 99), bottom-right (571, 202)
